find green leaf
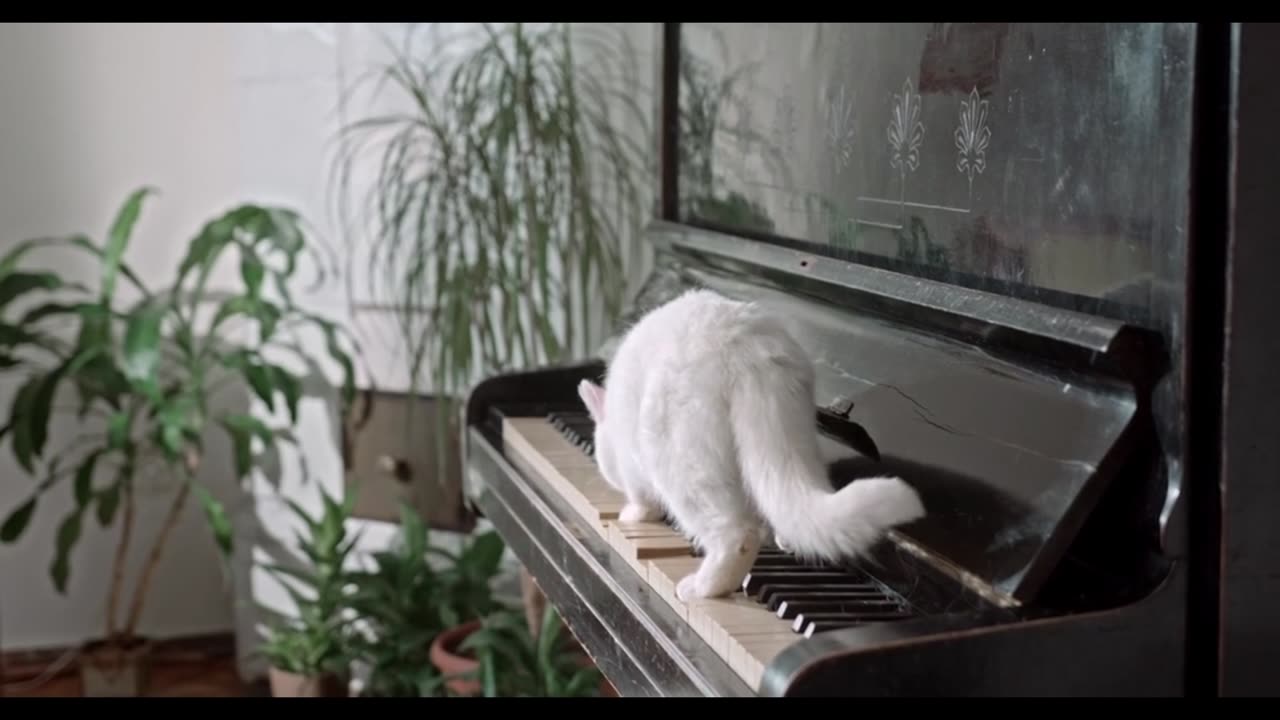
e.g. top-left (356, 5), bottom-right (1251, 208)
top-left (73, 353), bottom-right (129, 416)
top-left (121, 298), bottom-right (166, 384)
top-left (73, 450), bottom-right (103, 508)
top-left (270, 364), bottom-right (301, 424)
top-left (50, 509), bottom-right (83, 594)
top-left (0, 238), bottom-right (47, 277)
top-left (8, 377), bottom-right (42, 472)
top-left (240, 247), bottom-right (265, 300)
top-left (210, 295), bottom-right (254, 331)
top-left (243, 362), bottom-right (275, 412)
top-left (221, 413), bottom-right (273, 445)
top-left (18, 301), bottom-right (93, 326)
top-left (107, 411), bottom-right (131, 450)
top-left (7, 365), bottom-right (70, 474)
top-left (218, 417), bottom-right (258, 478)
top-left (96, 483), bottom-right (121, 526)
top-left (463, 531), bottom-right (506, 577)
top-left (299, 315), bottom-right (356, 412)
top-left (193, 483), bottom-right (233, 558)
top-left (256, 300), bottom-right (281, 344)
top-left (0, 323), bottom-right (40, 350)
top-left (0, 272), bottom-right (64, 308)
top-left (156, 394), bottom-right (196, 461)
top-left (0, 497), bottom-right (37, 543)
top-left (102, 186), bottom-right (156, 301)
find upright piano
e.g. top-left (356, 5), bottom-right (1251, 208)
top-left (460, 23), bottom-right (1280, 696)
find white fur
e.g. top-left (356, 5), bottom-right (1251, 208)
top-left (577, 289), bottom-right (925, 601)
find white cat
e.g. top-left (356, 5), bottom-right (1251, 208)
top-left (577, 288), bottom-right (925, 601)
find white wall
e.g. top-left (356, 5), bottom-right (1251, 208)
top-left (0, 22), bottom-right (657, 681)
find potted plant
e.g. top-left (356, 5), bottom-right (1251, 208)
top-left (430, 604), bottom-right (607, 697)
top-left (345, 503), bottom-right (452, 697)
top-left (0, 187), bottom-right (358, 696)
top-left (416, 523), bottom-right (508, 696)
top-left (257, 487), bottom-right (361, 697)
top-left (333, 24), bottom-right (653, 484)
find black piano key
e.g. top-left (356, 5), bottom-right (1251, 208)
top-left (802, 621), bottom-right (858, 639)
top-left (768, 590), bottom-right (896, 614)
top-left (743, 571), bottom-right (863, 596)
top-left (776, 597), bottom-right (904, 619)
top-left (764, 588), bottom-right (885, 613)
top-left (754, 548), bottom-right (794, 558)
top-left (757, 583), bottom-right (884, 608)
top-left (793, 610), bottom-right (914, 635)
top-left (749, 557), bottom-right (812, 569)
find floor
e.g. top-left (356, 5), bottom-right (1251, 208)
top-left (2, 638), bottom-right (263, 698)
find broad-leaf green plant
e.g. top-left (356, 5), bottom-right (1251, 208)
top-left (0, 187), bottom-right (358, 651)
top-left (347, 503), bottom-right (508, 696)
top-left (458, 605), bottom-right (603, 697)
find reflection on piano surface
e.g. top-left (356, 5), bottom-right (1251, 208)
top-left (459, 22), bottom-right (1231, 696)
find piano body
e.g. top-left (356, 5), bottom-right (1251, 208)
top-left (460, 23), bottom-right (1279, 696)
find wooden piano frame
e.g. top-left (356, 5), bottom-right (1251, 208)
top-left (461, 23), bottom-right (1280, 696)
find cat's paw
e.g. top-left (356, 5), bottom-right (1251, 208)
top-left (773, 533), bottom-right (793, 553)
top-left (619, 502), bottom-right (662, 524)
top-left (676, 572), bottom-right (737, 601)
top-left (676, 573), bottom-right (706, 602)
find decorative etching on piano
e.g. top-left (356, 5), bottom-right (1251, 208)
top-left (733, 97), bottom-right (754, 156)
top-left (824, 83), bottom-right (856, 174)
top-left (675, 22), bottom-right (1194, 330)
top-left (771, 87), bottom-right (798, 157)
top-left (888, 77), bottom-right (925, 175)
top-left (954, 87), bottom-right (992, 201)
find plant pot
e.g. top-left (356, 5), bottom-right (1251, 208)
top-left (428, 620), bottom-right (483, 697)
top-left (78, 636), bottom-right (154, 697)
top-left (267, 666), bottom-right (350, 697)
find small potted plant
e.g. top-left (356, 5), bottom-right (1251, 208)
top-left (0, 187), bottom-right (357, 696)
top-left (417, 528), bottom-right (507, 696)
top-left (345, 503), bottom-right (451, 697)
top-left (257, 487), bottom-right (360, 697)
top-left (434, 605), bottom-right (607, 697)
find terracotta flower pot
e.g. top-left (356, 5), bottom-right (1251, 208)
top-left (429, 620), bottom-right (484, 696)
top-left (267, 666), bottom-right (349, 697)
top-left (79, 636), bottom-right (154, 697)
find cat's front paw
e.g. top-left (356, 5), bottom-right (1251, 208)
top-left (619, 502), bottom-right (662, 524)
top-left (676, 573), bottom-right (705, 602)
top-left (676, 572), bottom-right (736, 601)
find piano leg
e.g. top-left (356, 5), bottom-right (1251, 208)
top-left (519, 566), bottom-right (549, 638)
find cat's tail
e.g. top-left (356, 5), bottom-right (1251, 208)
top-left (730, 367), bottom-right (925, 564)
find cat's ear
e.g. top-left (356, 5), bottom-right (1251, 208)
top-left (578, 380), bottom-right (606, 422)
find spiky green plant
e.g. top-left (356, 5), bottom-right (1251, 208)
top-left (333, 23), bottom-right (653, 403)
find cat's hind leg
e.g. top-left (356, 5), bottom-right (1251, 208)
top-left (676, 523), bottom-right (762, 600)
top-left (620, 501), bottom-right (664, 524)
top-left (615, 451), bottom-right (665, 524)
top-left (656, 456), bottom-right (762, 600)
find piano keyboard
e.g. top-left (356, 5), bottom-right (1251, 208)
top-left (502, 410), bottom-right (918, 691)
